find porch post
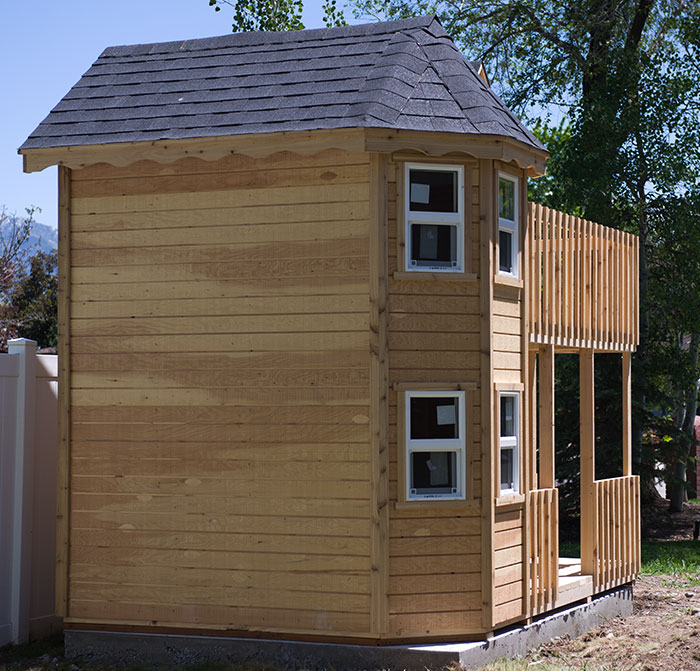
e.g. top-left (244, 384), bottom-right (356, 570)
top-left (622, 351), bottom-right (632, 477)
top-left (528, 349), bottom-right (538, 491)
top-left (539, 344), bottom-right (555, 489)
top-left (580, 349), bottom-right (597, 579)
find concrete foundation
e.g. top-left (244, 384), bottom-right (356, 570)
top-left (65, 585), bottom-right (633, 670)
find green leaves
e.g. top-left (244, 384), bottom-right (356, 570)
top-left (207, 0), bottom-right (347, 32)
top-left (207, 0), bottom-right (304, 32)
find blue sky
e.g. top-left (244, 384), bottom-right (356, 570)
top-left (2, 1), bottom-right (333, 229)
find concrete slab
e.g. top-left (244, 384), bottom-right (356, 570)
top-left (65, 585), bottom-right (633, 670)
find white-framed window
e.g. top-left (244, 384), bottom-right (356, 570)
top-left (499, 392), bottom-right (520, 495)
top-left (405, 163), bottom-right (465, 273)
top-left (498, 173), bottom-right (519, 277)
top-left (405, 391), bottom-right (466, 500)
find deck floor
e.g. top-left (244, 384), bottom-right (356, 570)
top-left (556, 557), bottom-right (593, 608)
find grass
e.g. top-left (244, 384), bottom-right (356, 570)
top-left (560, 540), bottom-right (700, 575)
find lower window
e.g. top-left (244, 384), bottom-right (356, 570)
top-left (405, 391), bottom-right (466, 500)
top-left (499, 392), bottom-right (520, 495)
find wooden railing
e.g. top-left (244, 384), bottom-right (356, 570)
top-left (593, 475), bottom-right (641, 590)
top-left (528, 203), bottom-right (639, 351)
top-left (528, 488), bottom-right (559, 614)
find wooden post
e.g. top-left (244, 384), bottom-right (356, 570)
top-left (622, 351), bottom-right (632, 477)
top-left (580, 349), bottom-right (597, 580)
top-left (539, 344), bottom-right (555, 489)
top-left (528, 349), bottom-right (538, 492)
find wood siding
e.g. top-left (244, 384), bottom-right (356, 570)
top-left (67, 149), bottom-right (374, 637)
top-left (493, 508), bottom-right (524, 624)
top-left (387, 158), bottom-right (483, 637)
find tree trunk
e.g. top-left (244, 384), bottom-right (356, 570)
top-left (634, 209), bottom-right (652, 500)
top-left (668, 333), bottom-right (700, 513)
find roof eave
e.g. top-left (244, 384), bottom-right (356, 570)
top-left (20, 126), bottom-right (548, 176)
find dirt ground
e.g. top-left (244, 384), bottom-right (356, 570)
top-left (527, 500), bottom-right (700, 671)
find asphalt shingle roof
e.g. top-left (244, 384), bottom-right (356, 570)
top-left (20, 16), bottom-right (544, 152)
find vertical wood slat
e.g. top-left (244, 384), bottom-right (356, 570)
top-left (528, 488), bottom-right (558, 613)
top-left (544, 205), bottom-right (548, 341)
top-left (594, 475), bottom-right (641, 588)
top-left (526, 203), bottom-right (639, 351)
top-left (565, 213), bottom-right (572, 343)
top-left (554, 210), bottom-right (561, 342)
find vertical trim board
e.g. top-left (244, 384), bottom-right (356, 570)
top-left (369, 153), bottom-right (389, 636)
top-left (479, 159), bottom-right (495, 631)
top-left (56, 165), bottom-right (71, 617)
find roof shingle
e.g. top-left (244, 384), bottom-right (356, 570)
top-left (20, 16), bottom-right (543, 152)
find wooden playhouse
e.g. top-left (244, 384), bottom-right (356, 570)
top-left (20, 16), bottom-right (640, 645)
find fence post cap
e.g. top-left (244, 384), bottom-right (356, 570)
top-left (8, 339), bottom-right (38, 350)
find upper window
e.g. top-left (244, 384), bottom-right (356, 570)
top-left (499, 392), bottom-right (520, 495)
top-left (405, 391), bottom-right (466, 500)
top-left (405, 163), bottom-right (464, 273)
top-left (498, 173), bottom-right (519, 277)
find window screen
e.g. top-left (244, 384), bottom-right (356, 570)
top-left (409, 169), bottom-right (457, 213)
top-left (410, 396), bottom-right (459, 440)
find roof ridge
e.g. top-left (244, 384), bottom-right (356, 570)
top-left (101, 16), bottom-right (437, 57)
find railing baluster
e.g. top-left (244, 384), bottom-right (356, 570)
top-left (526, 203), bottom-right (638, 350)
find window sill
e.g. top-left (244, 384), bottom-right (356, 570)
top-left (494, 274), bottom-right (523, 289)
top-left (394, 499), bottom-right (479, 511)
top-left (393, 271), bottom-right (478, 282)
top-left (495, 493), bottom-right (525, 509)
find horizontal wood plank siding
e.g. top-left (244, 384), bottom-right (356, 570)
top-left (68, 150), bottom-right (372, 636)
top-left (387, 158), bottom-right (483, 637)
top-left (493, 507), bottom-right (524, 624)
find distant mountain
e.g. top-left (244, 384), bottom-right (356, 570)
top-left (0, 217), bottom-right (58, 272)
top-left (23, 221), bottom-right (58, 256)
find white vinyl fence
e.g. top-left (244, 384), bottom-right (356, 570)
top-left (0, 339), bottom-right (59, 645)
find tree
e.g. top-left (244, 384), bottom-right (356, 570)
top-left (0, 206), bottom-right (37, 350)
top-left (10, 249), bottom-right (58, 351)
top-left (207, 0), bottom-right (346, 31)
top-left (351, 0), bottom-right (700, 505)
